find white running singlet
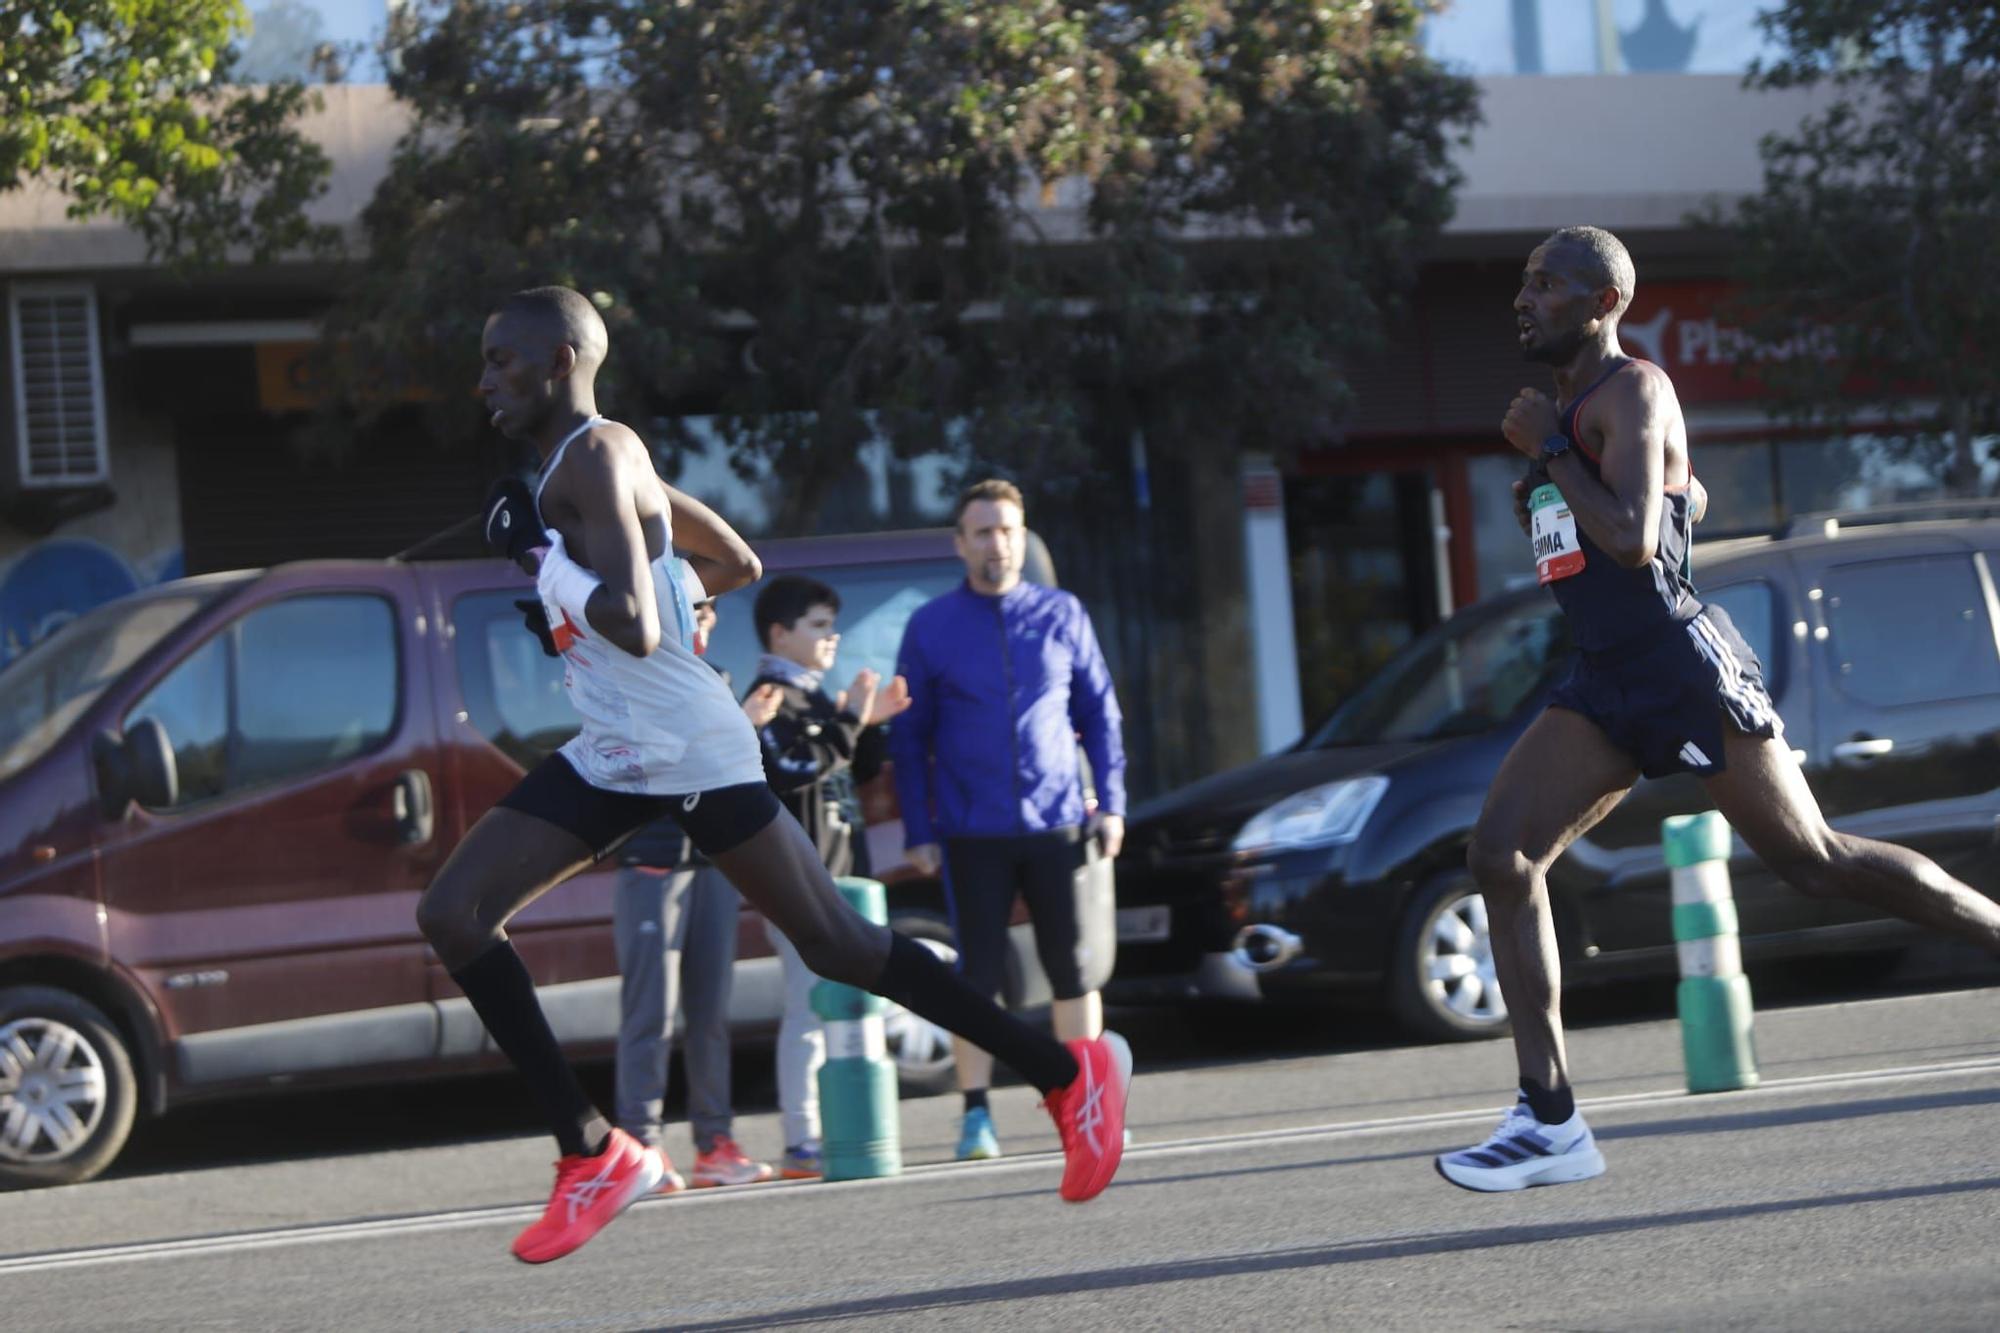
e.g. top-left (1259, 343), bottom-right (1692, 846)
top-left (532, 418), bottom-right (764, 795)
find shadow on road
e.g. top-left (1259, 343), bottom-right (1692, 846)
top-left (104, 944), bottom-right (1996, 1182)
top-left (647, 1175), bottom-right (2000, 1330)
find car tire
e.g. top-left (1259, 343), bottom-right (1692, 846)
top-left (882, 914), bottom-right (961, 1097)
top-left (0, 985), bottom-right (139, 1189)
top-left (1388, 874), bottom-right (1514, 1043)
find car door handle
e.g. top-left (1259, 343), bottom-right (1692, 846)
top-left (1831, 737), bottom-right (1895, 761)
top-left (393, 769), bottom-right (435, 846)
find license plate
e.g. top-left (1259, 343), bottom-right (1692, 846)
top-left (1115, 906), bottom-right (1172, 943)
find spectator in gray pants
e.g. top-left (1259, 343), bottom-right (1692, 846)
top-left (612, 601), bottom-right (785, 1190)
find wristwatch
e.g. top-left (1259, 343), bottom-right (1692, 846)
top-left (1539, 433), bottom-right (1572, 465)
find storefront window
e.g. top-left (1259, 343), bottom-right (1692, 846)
top-left (1424, 1), bottom-right (1781, 77)
top-left (1287, 472), bottom-right (1439, 728)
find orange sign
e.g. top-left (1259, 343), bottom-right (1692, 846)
top-left (254, 341), bottom-right (437, 412)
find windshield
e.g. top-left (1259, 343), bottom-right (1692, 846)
top-left (0, 592), bottom-right (218, 779)
top-left (1310, 594), bottom-right (1571, 747)
top-left (704, 557), bottom-right (967, 698)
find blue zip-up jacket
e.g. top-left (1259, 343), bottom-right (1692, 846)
top-left (889, 580), bottom-right (1126, 846)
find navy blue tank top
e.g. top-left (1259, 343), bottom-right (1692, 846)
top-left (1532, 360), bottom-right (1699, 654)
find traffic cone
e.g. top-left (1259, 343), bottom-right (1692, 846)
top-left (1662, 811), bottom-right (1760, 1093)
top-left (812, 876), bottom-right (903, 1180)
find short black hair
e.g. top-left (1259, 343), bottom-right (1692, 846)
top-left (953, 478), bottom-right (1025, 528)
top-left (1541, 226), bottom-right (1636, 319)
top-left (496, 285), bottom-right (609, 371)
top-left (754, 575), bottom-right (841, 648)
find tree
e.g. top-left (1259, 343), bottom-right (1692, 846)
top-left (329, 1), bottom-right (1479, 529)
top-left (0, 0), bottom-right (335, 266)
top-left (1719, 2), bottom-right (2000, 495)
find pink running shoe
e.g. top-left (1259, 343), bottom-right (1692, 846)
top-left (511, 1128), bottom-right (662, 1264)
top-left (1042, 1031), bottom-right (1133, 1203)
top-left (651, 1146), bottom-right (687, 1194)
top-left (690, 1136), bottom-right (775, 1188)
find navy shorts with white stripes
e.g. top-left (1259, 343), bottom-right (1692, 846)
top-left (1547, 603), bottom-right (1781, 779)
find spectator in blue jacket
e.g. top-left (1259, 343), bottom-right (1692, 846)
top-left (889, 478), bottom-right (1127, 1161)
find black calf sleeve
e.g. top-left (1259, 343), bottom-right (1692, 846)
top-left (452, 941), bottom-right (610, 1158)
top-left (871, 932), bottom-right (1080, 1095)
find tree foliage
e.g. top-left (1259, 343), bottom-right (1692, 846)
top-left (331, 1), bottom-right (1478, 528)
top-left (0, 0), bottom-right (335, 265)
top-left (1722, 1), bottom-right (2000, 493)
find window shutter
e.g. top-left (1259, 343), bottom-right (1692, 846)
top-left (9, 283), bottom-right (111, 487)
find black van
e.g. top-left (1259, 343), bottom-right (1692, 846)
top-left (1109, 505), bottom-right (2000, 1040)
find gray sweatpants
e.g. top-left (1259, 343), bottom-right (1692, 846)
top-left (613, 864), bottom-right (742, 1153)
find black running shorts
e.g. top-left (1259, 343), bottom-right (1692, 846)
top-left (942, 829), bottom-right (1090, 1002)
top-left (498, 753), bottom-right (783, 860)
top-left (1547, 603), bottom-right (1782, 779)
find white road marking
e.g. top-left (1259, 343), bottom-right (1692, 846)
top-left (3, 1054), bottom-right (1997, 1276)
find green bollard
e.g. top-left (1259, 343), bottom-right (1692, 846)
top-left (1662, 812), bottom-right (1760, 1093)
top-left (811, 876), bottom-right (903, 1181)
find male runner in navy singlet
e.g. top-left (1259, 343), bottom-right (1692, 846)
top-left (1436, 227), bottom-right (2000, 1192)
top-left (416, 287), bottom-right (1131, 1263)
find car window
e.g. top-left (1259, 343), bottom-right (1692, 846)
top-left (453, 590), bottom-right (579, 769)
top-left (127, 636), bottom-right (229, 804)
top-left (0, 592), bottom-right (214, 780)
top-left (1821, 554), bottom-right (2000, 706)
top-left (234, 597), bottom-right (399, 788)
top-left (1311, 594), bottom-right (1571, 746)
top-left (1701, 580), bottom-right (1780, 690)
top-left (704, 557), bottom-right (966, 699)
top-left (126, 594), bottom-right (400, 807)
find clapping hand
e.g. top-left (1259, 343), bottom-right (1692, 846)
top-left (864, 673), bottom-right (911, 726)
top-left (742, 682), bottom-right (783, 727)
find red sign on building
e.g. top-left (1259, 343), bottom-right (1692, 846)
top-left (1617, 280), bottom-right (1837, 406)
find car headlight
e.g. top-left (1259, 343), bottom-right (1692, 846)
top-left (1231, 777), bottom-right (1389, 855)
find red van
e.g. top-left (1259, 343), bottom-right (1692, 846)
top-left (0, 531), bottom-right (1056, 1188)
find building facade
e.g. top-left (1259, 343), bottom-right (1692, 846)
top-left (5, 1), bottom-right (1978, 795)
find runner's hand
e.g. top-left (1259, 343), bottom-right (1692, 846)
top-left (1502, 388), bottom-right (1559, 460)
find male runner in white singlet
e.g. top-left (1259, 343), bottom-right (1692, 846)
top-left (416, 287), bottom-right (1131, 1264)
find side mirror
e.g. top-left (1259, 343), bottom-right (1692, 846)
top-left (91, 718), bottom-right (180, 818)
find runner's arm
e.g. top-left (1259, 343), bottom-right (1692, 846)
top-left (563, 435), bottom-right (664, 658)
top-left (659, 482), bottom-right (761, 596)
top-left (1543, 372), bottom-right (1668, 569)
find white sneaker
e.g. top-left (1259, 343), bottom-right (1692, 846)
top-left (1435, 1100), bottom-right (1606, 1192)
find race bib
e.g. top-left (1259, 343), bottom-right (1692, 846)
top-left (1529, 484), bottom-right (1586, 584)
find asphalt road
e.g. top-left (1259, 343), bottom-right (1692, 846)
top-left (4, 954), bottom-right (1998, 1331)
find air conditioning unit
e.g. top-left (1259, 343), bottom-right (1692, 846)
top-left (9, 282), bottom-right (111, 489)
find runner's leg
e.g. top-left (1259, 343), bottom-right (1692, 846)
top-left (1467, 707), bottom-right (1638, 1096)
top-left (416, 805), bottom-right (610, 1158)
top-left (708, 807), bottom-right (1081, 1095)
top-left (1702, 730), bottom-right (2000, 950)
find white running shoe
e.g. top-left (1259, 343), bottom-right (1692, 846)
top-left (1435, 1100), bottom-right (1606, 1192)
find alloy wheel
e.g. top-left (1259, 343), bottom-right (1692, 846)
top-left (1420, 891), bottom-right (1508, 1028)
top-left (0, 1016), bottom-right (110, 1164)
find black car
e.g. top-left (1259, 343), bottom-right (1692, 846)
top-left (1109, 504), bottom-right (2000, 1041)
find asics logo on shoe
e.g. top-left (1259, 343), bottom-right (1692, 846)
top-left (563, 1160), bottom-right (624, 1222)
top-left (682, 793), bottom-right (701, 812)
top-left (1073, 1062), bottom-right (1107, 1156)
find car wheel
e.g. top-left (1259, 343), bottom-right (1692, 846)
top-left (1388, 875), bottom-right (1513, 1042)
top-left (0, 985), bottom-right (139, 1189)
top-left (882, 914), bottom-right (961, 1097)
